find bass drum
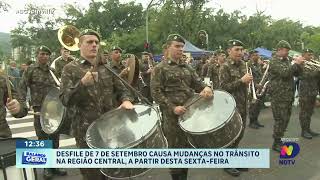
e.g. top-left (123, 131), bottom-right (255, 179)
top-left (86, 104), bottom-right (167, 179)
top-left (178, 90), bottom-right (243, 148)
top-left (40, 87), bottom-right (71, 135)
top-left (0, 138), bottom-right (36, 180)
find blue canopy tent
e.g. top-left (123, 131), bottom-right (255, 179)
top-left (254, 47), bottom-right (272, 59)
top-left (154, 38), bottom-right (212, 62)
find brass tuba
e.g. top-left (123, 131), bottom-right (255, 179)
top-left (58, 25), bottom-right (80, 51)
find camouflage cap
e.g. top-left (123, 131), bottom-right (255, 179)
top-left (79, 29), bottom-right (101, 41)
top-left (167, 34), bottom-right (185, 44)
top-left (303, 48), bottom-right (313, 53)
top-left (111, 46), bottom-right (123, 53)
top-left (276, 40), bottom-right (291, 50)
top-left (36, 45), bottom-right (51, 55)
top-left (228, 39), bottom-right (244, 48)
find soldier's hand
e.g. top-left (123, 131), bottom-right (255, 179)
top-left (119, 100), bottom-right (134, 110)
top-left (200, 86), bottom-right (214, 99)
top-left (81, 70), bottom-right (98, 86)
top-left (6, 98), bottom-right (21, 115)
top-left (293, 56), bottom-right (305, 65)
top-left (147, 68), bottom-right (153, 74)
top-left (173, 106), bottom-right (186, 115)
top-left (241, 73), bottom-right (253, 84)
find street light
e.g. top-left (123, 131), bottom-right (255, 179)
top-left (146, 0), bottom-right (160, 47)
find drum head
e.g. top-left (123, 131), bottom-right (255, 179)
top-left (179, 90), bottom-right (236, 134)
top-left (86, 104), bottom-right (159, 149)
top-left (40, 87), bottom-right (65, 134)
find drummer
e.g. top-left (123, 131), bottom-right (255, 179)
top-left (0, 74), bottom-right (28, 138)
top-left (219, 40), bottom-right (252, 177)
top-left (20, 45), bottom-right (67, 179)
top-left (59, 29), bottom-right (134, 180)
top-left (150, 34), bottom-right (213, 180)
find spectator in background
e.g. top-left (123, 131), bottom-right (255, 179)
top-left (8, 60), bottom-right (20, 88)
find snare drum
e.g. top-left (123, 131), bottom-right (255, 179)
top-left (0, 138), bottom-right (37, 180)
top-left (86, 104), bottom-right (167, 179)
top-left (178, 90), bottom-right (243, 148)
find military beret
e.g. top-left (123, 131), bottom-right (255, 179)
top-left (36, 45), bottom-right (51, 55)
top-left (142, 51), bottom-right (150, 55)
top-left (303, 48), bottom-right (313, 53)
top-left (167, 34), bottom-right (185, 44)
top-left (276, 40), bottom-right (291, 50)
top-left (79, 29), bottom-right (101, 41)
top-left (228, 39), bottom-right (244, 48)
top-left (111, 46), bottom-right (123, 53)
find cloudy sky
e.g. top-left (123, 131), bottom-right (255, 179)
top-left (0, 0), bottom-right (319, 33)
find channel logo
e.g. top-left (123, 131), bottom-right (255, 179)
top-left (280, 142), bottom-right (300, 159)
top-left (22, 151), bottom-right (47, 165)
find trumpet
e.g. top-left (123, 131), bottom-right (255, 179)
top-left (246, 62), bottom-right (258, 102)
top-left (256, 63), bottom-right (269, 96)
top-left (139, 72), bottom-right (148, 87)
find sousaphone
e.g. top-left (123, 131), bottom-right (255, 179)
top-left (40, 25), bottom-right (80, 135)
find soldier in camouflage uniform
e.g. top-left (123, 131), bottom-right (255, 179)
top-left (269, 40), bottom-right (304, 152)
top-left (247, 50), bottom-right (265, 129)
top-left (151, 34), bottom-right (213, 180)
top-left (140, 51), bottom-right (154, 102)
top-left (219, 39), bottom-right (253, 177)
top-left (207, 49), bottom-right (226, 89)
top-left (0, 74), bottom-right (28, 138)
top-left (298, 48), bottom-right (320, 139)
top-left (110, 46), bottom-right (126, 74)
top-left (20, 46), bottom-right (67, 179)
top-left (59, 29), bottom-right (133, 180)
top-left (54, 47), bottom-right (74, 78)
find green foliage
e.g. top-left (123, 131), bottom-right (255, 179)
top-left (8, 0), bottom-right (320, 58)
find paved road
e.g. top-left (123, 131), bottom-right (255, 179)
top-left (6, 103), bottom-right (320, 180)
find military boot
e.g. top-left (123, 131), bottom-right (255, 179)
top-left (223, 168), bottom-right (240, 177)
top-left (301, 130), bottom-right (312, 139)
top-left (43, 168), bottom-right (54, 180)
top-left (308, 129), bottom-right (320, 137)
top-left (171, 173), bottom-right (187, 180)
top-left (272, 138), bottom-right (281, 152)
top-left (255, 121), bottom-right (264, 127)
top-left (249, 118), bottom-right (259, 129)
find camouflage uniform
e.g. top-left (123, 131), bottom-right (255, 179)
top-left (0, 75), bottom-right (28, 138)
top-left (110, 60), bottom-right (125, 75)
top-left (54, 56), bottom-right (73, 78)
top-left (247, 60), bottom-right (264, 125)
top-left (151, 59), bottom-right (206, 177)
top-left (140, 60), bottom-right (153, 102)
top-left (60, 58), bottom-right (133, 180)
top-left (219, 58), bottom-right (248, 147)
top-left (207, 63), bottom-right (221, 89)
top-left (269, 56), bottom-right (302, 140)
top-left (201, 62), bottom-right (210, 78)
top-left (195, 60), bottom-right (206, 78)
top-left (20, 62), bottom-right (60, 147)
top-left (298, 64), bottom-right (319, 132)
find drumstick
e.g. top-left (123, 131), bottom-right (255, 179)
top-left (184, 96), bottom-right (202, 109)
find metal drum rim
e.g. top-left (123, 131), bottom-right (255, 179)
top-left (178, 90), bottom-right (237, 135)
top-left (85, 104), bottom-right (161, 149)
top-left (188, 112), bottom-right (243, 148)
